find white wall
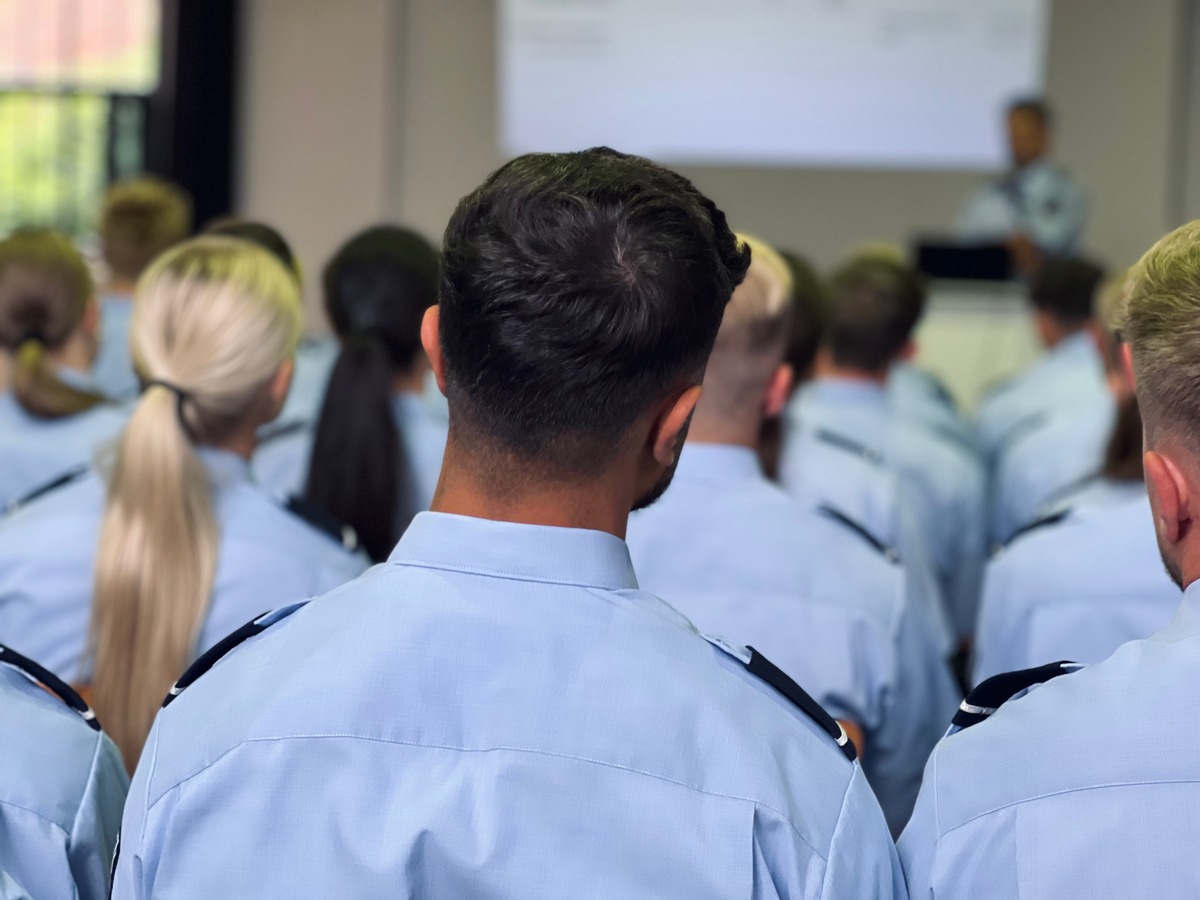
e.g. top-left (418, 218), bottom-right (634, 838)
top-left (238, 0), bottom-right (1188, 328)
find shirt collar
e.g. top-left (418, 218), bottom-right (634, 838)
top-left (391, 391), bottom-right (426, 424)
top-left (809, 376), bottom-right (887, 407)
top-left (195, 447), bottom-right (252, 487)
top-left (674, 443), bottom-right (763, 486)
top-left (1048, 331), bottom-right (1099, 366)
top-left (390, 511), bottom-right (639, 591)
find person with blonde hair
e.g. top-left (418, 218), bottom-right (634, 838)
top-left (0, 229), bottom-right (128, 510)
top-left (0, 236), bottom-right (367, 768)
top-left (627, 233), bottom-right (958, 834)
top-left (901, 219), bottom-right (1200, 897)
top-left (92, 176), bottom-right (192, 398)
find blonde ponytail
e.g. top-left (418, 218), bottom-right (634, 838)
top-left (89, 236), bottom-right (302, 768)
top-left (0, 229), bottom-right (107, 419)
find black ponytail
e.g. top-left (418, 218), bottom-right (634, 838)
top-left (303, 225), bottom-right (440, 561)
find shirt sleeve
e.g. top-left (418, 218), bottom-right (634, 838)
top-left (822, 765), bottom-right (910, 899)
top-left (110, 723), bottom-right (160, 900)
top-left (897, 751), bottom-right (941, 899)
top-left (956, 183), bottom-right (1017, 243)
top-left (68, 732), bottom-right (130, 900)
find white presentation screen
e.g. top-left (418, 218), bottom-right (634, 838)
top-left (499, 0), bottom-right (1050, 170)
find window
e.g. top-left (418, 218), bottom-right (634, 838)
top-left (0, 0), bottom-right (160, 236)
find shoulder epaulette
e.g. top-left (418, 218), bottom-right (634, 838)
top-left (257, 418), bottom-right (310, 447)
top-left (812, 429), bottom-right (884, 466)
top-left (163, 603), bottom-right (307, 707)
top-left (3, 464), bottom-right (90, 517)
top-left (0, 644), bottom-right (100, 731)
top-left (701, 634), bottom-right (857, 761)
top-left (954, 660), bottom-right (1083, 730)
top-left (284, 495), bottom-right (359, 552)
top-left (996, 507), bottom-right (1071, 554)
top-left (816, 505), bottom-right (900, 564)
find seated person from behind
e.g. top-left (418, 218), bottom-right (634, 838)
top-left (0, 237), bottom-right (368, 770)
top-left (92, 177), bottom-right (192, 399)
top-left (975, 257), bottom-right (1107, 470)
top-left (627, 234), bottom-right (959, 835)
top-left (111, 148), bottom-right (906, 899)
top-left (0, 644), bottom-right (127, 900)
top-left (253, 226), bottom-right (447, 561)
top-left (900, 218), bottom-right (1200, 898)
top-left (0, 230), bottom-right (128, 511)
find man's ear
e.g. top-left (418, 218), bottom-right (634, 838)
top-left (1145, 450), bottom-right (1191, 544)
top-left (268, 358), bottom-right (294, 412)
top-left (1121, 343), bottom-right (1136, 390)
top-left (763, 364), bottom-right (794, 420)
top-left (421, 306), bottom-right (446, 395)
top-left (81, 295), bottom-right (101, 340)
top-left (896, 340), bottom-right (917, 363)
top-left (650, 385), bottom-right (702, 467)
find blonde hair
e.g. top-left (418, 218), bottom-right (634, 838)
top-left (0, 229), bottom-right (107, 418)
top-left (1120, 220), bottom-right (1200, 448)
top-left (699, 234), bottom-right (794, 421)
top-left (100, 177), bottom-right (192, 281)
top-left (89, 236), bottom-right (302, 767)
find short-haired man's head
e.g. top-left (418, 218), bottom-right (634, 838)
top-left (1120, 220), bottom-right (1200, 449)
top-left (778, 250), bottom-right (828, 377)
top-left (825, 258), bottom-right (926, 374)
top-left (700, 234), bottom-right (793, 421)
top-left (1030, 257), bottom-right (1105, 329)
top-left (100, 177), bottom-right (192, 282)
top-left (1007, 97), bottom-right (1053, 168)
top-left (439, 147), bottom-right (749, 475)
top-left (205, 218), bottom-right (302, 286)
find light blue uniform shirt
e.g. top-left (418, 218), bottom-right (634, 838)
top-left (0, 390), bottom-right (128, 511)
top-left (0, 653), bottom-right (128, 900)
top-left (779, 421), bottom-right (955, 657)
top-left (89, 293), bottom-right (139, 400)
top-left (0, 448), bottom-right (368, 678)
top-left (789, 379), bottom-right (987, 639)
top-left (274, 336), bottom-right (340, 428)
top-left (973, 481), bottom-right (1179, 685)
top-left (975, 332), bottom-right (1108, 469)
top-left (899, 578), bottom-right (1200, 898)
top-left (113, 511), bottom-right (907, 899)
top-left (253, 393), bottom-right (447, 514)
top-left (989, 392), bottom-right (1115, 544)
top-left (0, 869), bottom-right (31, 900)
top-left (627, 444), bottom-right (959, 834)
top-left (956, 159), bottom-right (1087, 255)
top-left (888, 363), bottom-right (976, 452)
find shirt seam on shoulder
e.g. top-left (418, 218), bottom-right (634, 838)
top-left (0, 797), bottom-right (71, 835)
top-left (145, 732), bottom-right (827, 861)
top-left (387, 559), bottom-right (627, 591)
top-left (68, 731), bottom-right (106, 844)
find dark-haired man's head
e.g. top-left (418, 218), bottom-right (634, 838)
top-left (1029, 257), bottom-right (1105, 348)
top-left (779, 250), bottom-right (828, 384)
top-left (205, 218), bottom-right (302, 286)
top-left (1007, 98), bottom-right (1053, 169)
top-left (324, 225), bottom-right (440, 381)
top-left (822, 258), bottom-right (926, 378)
top-left (425, 147), bottom-right (748, 522)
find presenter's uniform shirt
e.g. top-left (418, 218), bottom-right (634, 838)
top-left (253, 392), bottom-right (447, 516)
top-left (788, 379), bottom-right (987, 640)
top-left (956, 159), bottom-right (1086, 255)
top-left (974, 332), bottom-right (1107, 469)
top-left (0, 448), bottom-right (367, 678)
top-left (0, 387), bottom-right (128, 512)
top-left (0, 653), bottom-right (127, 900)
top-left (112, 512), bottom-right (907, 899)
top-left (627, 444), bottom-right (959, 834)
top-left (973, 481), bottom-right (1179, 684)
top-left (900, 577), bottom-right (1200, 899)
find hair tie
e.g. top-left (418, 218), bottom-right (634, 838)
top-left (143, 379), bottom-right (195, 437)
top-left (18, 330), bottom-right (48, 348)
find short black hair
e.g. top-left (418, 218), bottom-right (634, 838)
top-left (826, 258), bottom-right (927, 373)
top-left (778, 250), bottom-right (829, 375)
top-left (1008, 97), bottom-right (1053, 128)
top-left (204, 218), bottom-right (300, 283)
top-left (1030, 257), bottom-right (1105, 326)
top-left (439, 147), bottom-right (749, 474)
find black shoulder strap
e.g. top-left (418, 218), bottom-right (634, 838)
top-left (746, 647), bottom-right (857, 761)
top-left (999, 507), bottom-right (1071, 551)
top-left (284, 495), bottom-right (359, 552)
top-left (813, 429), bottom-right (884, 466)
top-left (0, 644), bottom-right (100, 731)
top-left (4, 464), bottom-right (90, 516)
top-left (257, 418), bottom-right (310, 446)
top-left (953, 660), bottom-right (1082, 730)
top-left (816, 505), bottom-right (900, 564)
top-left (163, 602), bottom-right (308, 708)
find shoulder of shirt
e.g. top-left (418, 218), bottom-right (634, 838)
top-left (0, 644), bottom-right (102, 732)
top-left (280, 494), bottom-right (361, 554)
top-left (810, 428), bottom-right (885, 466)
top-left (814, 504), bottom-right (901, 564)
top-left (2, 464), bottom-right (92, 518)
top-left (162, 603), bottom-right (309, 709)
top-left (994, 507), bottom-right (1072, 555)
top-left (257, 417), bottom-right (312, 447)
top-left (699, 634), bottom-right (858, 762)
top-left (952, 660), bottom-right (1084, 732)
